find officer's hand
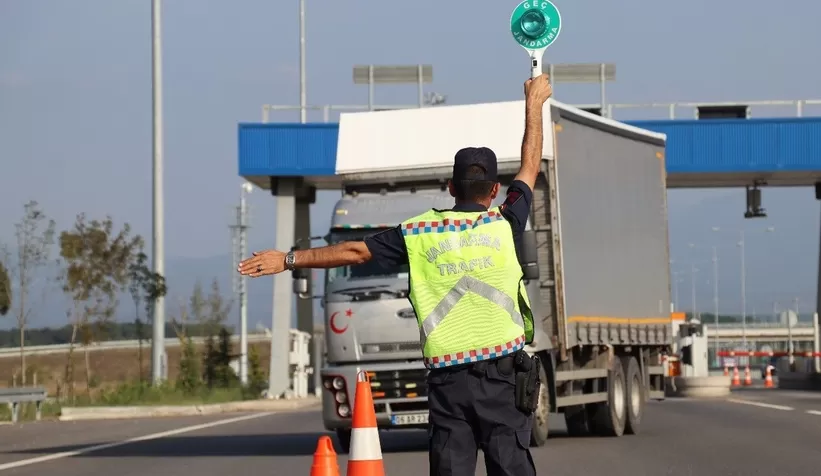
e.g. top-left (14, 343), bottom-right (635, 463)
top-left (238, 249), bottom-right (287, 277)
top-left (524, 74), bottom-right (552, 104)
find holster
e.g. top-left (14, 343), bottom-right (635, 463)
top-left (514, 351), bottom-right (542, 415)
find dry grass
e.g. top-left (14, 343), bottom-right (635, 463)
top-left (0, 341), bottom-right (272, 395)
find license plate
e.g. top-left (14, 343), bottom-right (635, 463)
top-left (390, 412), bottom-right (429, 426)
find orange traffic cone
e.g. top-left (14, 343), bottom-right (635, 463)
top-left (743, 366), bottom-right (753, 386)
top-left (764, 366), bottom-right (774, 389)
top-left (346, 371), bottom-right (385, 476)
top-left (732, 366), bottom-right (740, 386)
top-left (723, 365), bottom-right (729, 377)
top-left (310, 436), bottom-right (340, 476)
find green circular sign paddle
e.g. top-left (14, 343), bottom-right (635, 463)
top-left (510, 0), bottom-right (562, 51)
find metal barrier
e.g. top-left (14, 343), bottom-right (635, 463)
top-left (0, 387), bottom-right (48, 423)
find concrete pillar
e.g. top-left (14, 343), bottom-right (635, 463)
top-left (268, 178), bottom-right (296, 398)
top-left (816, 183), bottom-right (821, 343)
top-left (294, 196), bottom-right (315, 392)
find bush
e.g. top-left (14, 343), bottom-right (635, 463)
top-left (245, 345), bottom-right (267, 398)
top-left (177, 336), bottom-right (200, 394)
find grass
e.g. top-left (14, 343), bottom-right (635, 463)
top-left (0, 340), bottom-right (272, 422)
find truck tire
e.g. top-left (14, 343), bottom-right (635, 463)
top-left (590, 357), bottom-right (627, 437)
top-left (530, 358), bottom-right (550, 446)
top-left (335, 428), bottom-right (352, 454)
top-left (621, 356), bottom-right (644, 435)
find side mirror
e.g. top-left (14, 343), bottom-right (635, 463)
top-left (519, 230), bottom-right (540, 281)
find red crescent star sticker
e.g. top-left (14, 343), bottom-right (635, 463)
top-left (345, 309), bottom-right (353, 317)
top-left (329, 311), bottom-right (349, 334)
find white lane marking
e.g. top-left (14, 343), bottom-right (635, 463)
top-left (806, 410), bottom-right (821, 416)
top-left (0, 412), bottom-right (274, 472)
top-left (726, 398), bottom-right (794, 411)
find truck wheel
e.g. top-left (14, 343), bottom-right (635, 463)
top-left (530, 359), bottom-right (550, 447)
top-left (621, 356), bottom-right (644, 435)
top-left (591, 357), bottom-right (627, 437)
top-left (335, 429), bottom-right (352, 454)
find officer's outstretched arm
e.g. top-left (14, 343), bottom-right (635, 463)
top-left (515, 74), bottom-right (553, 192)
top-left (293, 241), bottom-right (373, 269)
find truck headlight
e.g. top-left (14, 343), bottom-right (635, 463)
top-left (335, 391), bottom-right (347, 404)
top-left (332, 377), bottom-right (345, 390)
top-left (337, 404), bottom-right (351, 418)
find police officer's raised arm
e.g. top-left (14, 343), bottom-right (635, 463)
top-left (514, 74), bottom-right (553, 193)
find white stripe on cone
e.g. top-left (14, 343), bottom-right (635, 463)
top-left (349, 427), bottom-right (383, 461)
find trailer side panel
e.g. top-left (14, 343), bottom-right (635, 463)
top-left (553, 111), bottom-right (672, 347)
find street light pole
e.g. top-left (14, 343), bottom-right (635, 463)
top-left (672, 271), bottom-right (681, 311)
top-left (712, 245), bottom-right (720, 360)
top-left (299, 0), bottom-right (307, 123)
top-left (740, 230), bottom-right (747, 350)
top-left (150, 0), bottom-right (166, 384)
top-left (691, 264), bottom-right (698, 320)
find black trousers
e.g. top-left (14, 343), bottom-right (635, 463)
top-left (427, 354), bottom-right (537, 476)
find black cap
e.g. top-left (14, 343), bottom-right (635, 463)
top-left (452, 147), bottom-right (498, 182)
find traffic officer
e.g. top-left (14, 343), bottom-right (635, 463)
top-left (238, 73), bottom-right (553, 476)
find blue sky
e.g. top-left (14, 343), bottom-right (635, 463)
top-left (2, 0), bottom-right (821, 328)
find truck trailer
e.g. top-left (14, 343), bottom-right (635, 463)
top-left (291, 99), bottom-right (673, 452)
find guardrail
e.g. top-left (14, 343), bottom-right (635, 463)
top-left (711, 322), bottom-right (814, 329)
top-left (0, 387), bottom-right (48, 423)
top-left (0, 334), bottom-right (272, 358)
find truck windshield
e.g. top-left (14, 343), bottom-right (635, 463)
top-left (326, 229), bottom-right (409, 284)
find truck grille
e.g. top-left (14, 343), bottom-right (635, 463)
top-left (366, 368), bottom-right (428, 400)
top-left (360, 342), bottom-right (421, 354)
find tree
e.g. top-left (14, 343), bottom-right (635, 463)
top-left (171, 296), bottom-right (200, 394)
top-left (205, 279), bottom-right (232, 336)
top-left (127, 250), bottom-right (167, 382)
top-left (60, 214), bottom-right (142, 395)
top-left (0, 250), bottom-right (11, 316)
top-left (12, 201), bottom-right (56, 385)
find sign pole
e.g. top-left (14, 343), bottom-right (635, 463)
top-left (510, 1), bottom-right (562, 78)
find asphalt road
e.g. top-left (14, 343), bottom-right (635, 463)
top-left (1, 391), bottom-right (820, 476)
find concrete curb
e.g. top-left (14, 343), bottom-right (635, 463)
top-left (58, 396), bottom-right (321, 421)
top-left (666, 376), bottom-right (731, 398)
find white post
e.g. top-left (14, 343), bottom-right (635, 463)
top-left (740, 231), bottom-right (747, 353)
top-left (298, 0), bottom-right (307, 123)
top-left (712, 246), bottom-right (719, 365)
top-left (239, 189), bottom-right (249, 385)
top-left (813, 312), bottom-right (820, 373)
top-left (150, 0), bottom-right (166, 385)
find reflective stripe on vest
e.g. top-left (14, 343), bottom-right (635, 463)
top-left (418, 274), bottom-right (524, 349)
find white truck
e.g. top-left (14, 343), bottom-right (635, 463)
top-left (291, 99), bottom-right (673, 452)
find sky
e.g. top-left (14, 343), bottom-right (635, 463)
top-left (2, 0), bottom-right (821, 330)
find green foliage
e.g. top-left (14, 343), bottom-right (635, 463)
top-left (0, 259), bottom-right (10, 316)
top-left (202, 334), bottom-right (217, 388)
top-left (127, 251), bottom-right (168, 340)
top-left (59, 214), bottom-right (143, 332)
top-left (176, 337), bottom-right (200, 395)
top-left (13, 200), bottom-right (57, 326)
top-left (202, 326), bottom-right (238, 389)
top-left (246, 345), bottom-right (267, 398)
top-left (86, 381), bottom-right (246, 407)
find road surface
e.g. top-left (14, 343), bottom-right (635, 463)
top-left (2, 391), bottom-right (820, 476)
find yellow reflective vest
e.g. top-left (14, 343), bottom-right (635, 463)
top-left (400, 206), bottom-right (534, 369)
